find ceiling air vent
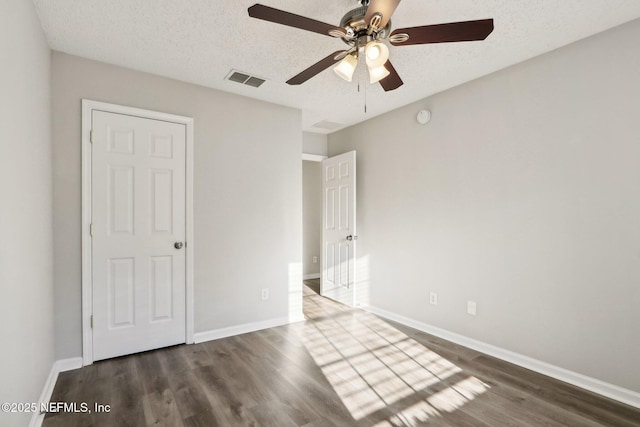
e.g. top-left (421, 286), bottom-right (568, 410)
top-left (225, 70), bottom-right (266, 88)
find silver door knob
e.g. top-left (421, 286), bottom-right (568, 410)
top-left (346, 235), bottom-right (358, 241)
top-left (174, 242), bottom-right (184, 249)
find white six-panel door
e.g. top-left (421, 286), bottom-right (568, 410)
top-left (91, 110), bottom-right (186, 361)
top-left (321, 151), bottom-right (356, 306)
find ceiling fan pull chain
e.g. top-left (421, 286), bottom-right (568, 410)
top-left (364, 75), bottom-right (368, 114)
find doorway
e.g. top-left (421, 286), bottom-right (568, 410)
top-left (303, 158), bottom-right (323, 288)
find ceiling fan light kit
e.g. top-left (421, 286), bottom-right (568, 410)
top-left (368, 64), bottom-right (391, 84)
top-left (365, 41), bottom-right (389, 67)
top-left (334, 53), bottom-right (358, 82)
top-left (248, 1), bottom-right (494, 92)
top-left (363, 40), bottom-right (390, 83)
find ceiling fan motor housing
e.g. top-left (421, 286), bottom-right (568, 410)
top-left (339, 6), bottom-right (390, 46)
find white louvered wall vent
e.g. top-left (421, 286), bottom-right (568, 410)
top-left (225, 70), bottom-right (266, 88)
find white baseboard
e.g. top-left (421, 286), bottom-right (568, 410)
top-left (303, 273), bottom-right (320, 280)
top-left (30, 357), bottom-right (83, 427)
top-left (193, 317), bottom-right (291, 344)
top-left (54, 357), bottom-right (83, 373)
top-left (364, 305), bottom-right (640, 409)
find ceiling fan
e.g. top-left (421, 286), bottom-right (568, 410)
top-left (248, 0), bottom-right (494, 91)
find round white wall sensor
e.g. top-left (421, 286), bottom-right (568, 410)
top-left (417, 110), bottom-right (431, 125)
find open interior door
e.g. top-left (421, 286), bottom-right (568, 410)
top-left (321, 151), bottom-right (356, 306)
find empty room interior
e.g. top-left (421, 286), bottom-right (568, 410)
top-left (2, 0), bottom-right (640, 426)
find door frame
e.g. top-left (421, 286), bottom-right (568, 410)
top-left (81, 99), bottom-right (195, 365)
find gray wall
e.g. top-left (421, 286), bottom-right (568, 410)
top-left (303, 161), bottom-right (322, 277)
top-left (0, 1), bottom-right (55, 425)
top-left (329, 19), bottom-right (640, 392)
top-left (52, 53), bottom-right (302, 359)
top-left (303, 132), bottom-right (328, 156)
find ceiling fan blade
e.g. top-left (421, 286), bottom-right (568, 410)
top-left (286, 51), bottom-right (346, 85)
top-left (379, 61), bottom-right (403, 92)
top-left (390, 19), bottom-right (494, 46)
top-left (248, 4), bottom-right (346, 38)
top-left (365, 0), bottom-right (401, 30)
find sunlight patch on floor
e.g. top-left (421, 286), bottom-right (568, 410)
top-left (301, 291), bottom-right (490, 424)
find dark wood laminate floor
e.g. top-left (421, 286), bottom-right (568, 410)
top-left (44, 279), bottom-right (640, 426)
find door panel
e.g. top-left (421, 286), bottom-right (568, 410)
top-left (339, 185), bottom-right (349, 229)
top-left (109, 166), bottom-right (134, 234)
top-left (150, 169), bottom-right (173, 233)
top-left (325, 242), bottom-right (335, 286)
top-left (339, 243), bottom-right (350, 287)
top-left (108, 258), bottom-right (135, 328)
top-left (326, 187), bottom-right (336, 230)
top-left (150, 256), bottom-right (173, 321)
top-left (321, 151), bottom-right (356, 306)
top-left (92, 110), bottom-right (186, 361)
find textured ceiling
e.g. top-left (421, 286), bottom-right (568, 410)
top-left (33, 0), bottom-right (640, 133)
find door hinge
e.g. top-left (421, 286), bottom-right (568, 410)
top-left (89, 130), bottom-right (94, 143)
top-left (89, 223), bottom-right (93, 236)
top-left (90, 315), bottom-right (93, 329)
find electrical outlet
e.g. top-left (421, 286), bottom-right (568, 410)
top-left (312, 256), bottom-right (318, 264)
top-left (467, 301), bottom-right (477, 316)
top-left (261, 288), bottom-right (269, 301)
top-left (429, 292), bottom-right (438, 305)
